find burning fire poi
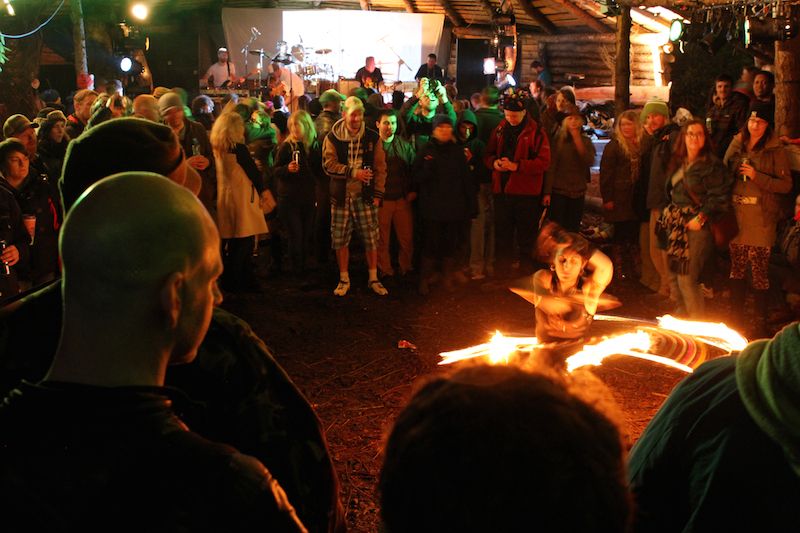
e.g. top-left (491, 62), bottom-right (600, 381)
top-left (439, 315), bottom-right (748, 373)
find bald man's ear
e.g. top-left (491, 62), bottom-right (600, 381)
top-left (161, 272), bottom-right (185, 330)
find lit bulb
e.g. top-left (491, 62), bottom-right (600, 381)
top-left (131, 3), bottom-right (148, 21)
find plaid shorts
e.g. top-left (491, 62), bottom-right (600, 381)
top-left (331, 195), bottom-right (379, 250)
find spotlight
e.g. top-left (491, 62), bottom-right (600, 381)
top-left (669, 20), bottom-right (685, 42)
top-left (119, 57), bottom-right (133, 72)
top-left (131, 3), bottom-right (148, 21)
top-left (3, 0), bottom-right (14, 16)
top-left (483, 57), bottom-right (496, 76)
top-left (506, 74), bottom-right (516, 87)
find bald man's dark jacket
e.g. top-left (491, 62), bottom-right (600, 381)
top-left (0, 380), bottom-right (307, 532)
top-left (0, 281), bottom-right (345, 533)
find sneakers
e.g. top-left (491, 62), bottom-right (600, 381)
top-left (333, 279), bottom-right (350, 296)
top-left (369, 280), bottom-right (388, 296)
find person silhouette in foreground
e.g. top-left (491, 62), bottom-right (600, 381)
top-left (0, 118), bottom-right (344, 533)
top-left (0, 173), bottom-right (307, 531)
top-left (380, 364), bottom-right (631, 533)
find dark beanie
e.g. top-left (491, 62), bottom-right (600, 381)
top-left (748, 101), bottom-right (775, 128)
top-left (60, 117), bottom-right (179, 211)
top-left (432, 114), bottom-right (454, 128)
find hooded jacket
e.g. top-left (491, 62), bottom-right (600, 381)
top-left (457, 109), bottom-right (489, 185)
top-left (322, 118), bottom-right (386, 206)
top-left (484, 115), bottom-right (551, 196)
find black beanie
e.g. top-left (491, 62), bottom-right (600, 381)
top-left (60, 117), bottom-right (180, 211)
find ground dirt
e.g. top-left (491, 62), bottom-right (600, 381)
top-left (221, 247), bottom-right (750, 532)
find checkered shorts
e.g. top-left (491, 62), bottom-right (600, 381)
top-left (331, 195), bottom-right (379, 250)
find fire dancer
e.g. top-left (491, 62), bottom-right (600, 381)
top-left (531, 223), bottom-right (613, 365)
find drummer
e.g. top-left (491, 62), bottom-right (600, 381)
top-left (200, 47), bottom-right (237, 89)
top-left (269, 61), bottom-right (305, 112)
top-left (355, 56), bottom-right (384, 93)
top-left (531, 222), bottom-right (613, 367)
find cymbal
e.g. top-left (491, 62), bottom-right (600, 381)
top-left (315, 48), bottom-right (332, 54)
top-left (248, 49), bottom-right (264, 55)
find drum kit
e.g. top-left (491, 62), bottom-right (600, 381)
top-left (244, 40), bottom-right (337, 97)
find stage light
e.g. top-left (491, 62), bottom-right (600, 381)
top-left (131, 3), bottom-right (148, 21)
top-left (506, 74), bottom-right (516, 87)
top-left (743, 17), bottom-right (752, 47)
top-left (669, 19), bottom-right (685, 42)
top-left (3, 0), bottom-right (14, 16)
top-left (483, 57), bottom-right (496, 76)
top-left (120, 57), bottom-right (133, 72)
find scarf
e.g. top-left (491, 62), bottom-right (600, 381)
top-left (659, 203), bottom-right (696, 274)
top-left (736, 322), bottom-right (800, 477)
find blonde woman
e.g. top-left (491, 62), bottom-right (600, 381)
top-left (273, 110), bottom-right (320, 273)
top-left (211, 111), bottom-right (268, 292)
top-left (600, 109), bottom-right (642, 281)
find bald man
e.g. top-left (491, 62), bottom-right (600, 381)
top-left (0, 173), bottom-right (306, 531)
top-left (132, 93), bottom-right (160, 123)
top-left (0, 118), bottom-right (345, 533)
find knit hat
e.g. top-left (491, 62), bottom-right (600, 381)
top-left (158, 92), bottom-right (184, 116)
top-left (736, 323), bottom-right (800, 476)
top-left (3, 114), bottom-right (39, 139)
top-left (152, 86), bottom-right (171, 100)
top-left (319, 89), bottom-right (345, 105)
top-left (45, 109), bottom-right (67, 125)
top-left (432, 114), bottom-right (454, 129)
top-left (60, 117), bottom-right (182, 211)
top-left (641, 99), bottom-right (669, 121)
top-left (348, 87), bottom-right (369, 103)
top-left (343, 96), bottom-right (365, 114)
top-left (502, 88), bottom-right (529, 112)
top-left (748, 101), bottom-right (775, 128)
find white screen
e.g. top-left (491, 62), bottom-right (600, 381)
top-left (221, 8), bottom-right (443, 84)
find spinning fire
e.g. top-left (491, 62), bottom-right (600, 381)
top-left (439, 315), bottom-right (749, 373)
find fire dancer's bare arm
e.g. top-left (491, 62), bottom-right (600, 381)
top-left (582, 249), bottom-right (613, 316)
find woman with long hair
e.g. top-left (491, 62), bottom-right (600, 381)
top-left (723, 102), bottom-right (792, 336)
top-left (211, 111), bottom-right (268, 292)
top-left (273, 110), bottom-right (320, 274)
top-left (658, 118), bottom-right (733, 319)
top-left (600, 109), bottom-right (642, 282)
top-left (36, 110), bottom-right (70, 182)
top-left (543, 104), bottom-right (595, 233)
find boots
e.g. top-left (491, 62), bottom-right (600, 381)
top-left (419, 257), bottom-right (435, 295)
top-left (442, 258), bottom-right (457, 292)
top-left (751, 289), bottom-right (769, 339)
top-left (727, 279), bottom-right (747, 329)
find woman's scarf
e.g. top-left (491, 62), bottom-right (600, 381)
top-left (659, 203), bottom-right (697, 274)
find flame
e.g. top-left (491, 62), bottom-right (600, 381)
top-left (656, 315), bottom-right (748, 352)
top-left (439, 330), bottom-right (541, 366)
top-left (439, 316), bottom-right (747, 374)
top-left (564, 330), bottom-right (693, 373)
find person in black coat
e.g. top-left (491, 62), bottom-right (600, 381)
top-left (412, 114), bottom-right (476, 294)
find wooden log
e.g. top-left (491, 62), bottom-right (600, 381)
top-left (775, 36), bottom-right (800, 136)
top-left (549, 0), bottom-right (611, 34)
top-left (71, 0), bottom-right (88, 80)
top-left (402, 0), bottom-right (417, 13)
top-left (615, 5), bottom-right (632, 114)
top-left (436, 0), bottom-right (466, 27)
top-left (477, 0), bottom-right (494, 17)
top-left (513, 0), bottom-right (558, 35)
top-left (359, 0), bottom-right (370, 10)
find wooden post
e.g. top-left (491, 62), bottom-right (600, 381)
top-left (70, 0), bottom-right (89, 81)
top-left (401, 0), bottom-right (417, 13)
top-left (775, 35), bottom-right (800, 136)
top-left (614, 5), bottom-right (632, 114)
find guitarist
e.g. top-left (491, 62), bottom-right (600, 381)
top-left (269, 61), bottom-right (305, 112)
top-left (200, 48), bottom-right (237, 89)
top-left (355, 56), bottom-right (384, 94)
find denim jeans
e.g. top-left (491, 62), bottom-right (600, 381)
top-left (668, 227), bottom-right (713, 318)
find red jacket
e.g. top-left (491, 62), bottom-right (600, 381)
top-left (484, 116), bottom-right (551, 196)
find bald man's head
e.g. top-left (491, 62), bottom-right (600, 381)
top-left (60, 172), bottom-right (222, 362)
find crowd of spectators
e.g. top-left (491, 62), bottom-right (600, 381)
top-left (1, 56), bottom-right (800, 532)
